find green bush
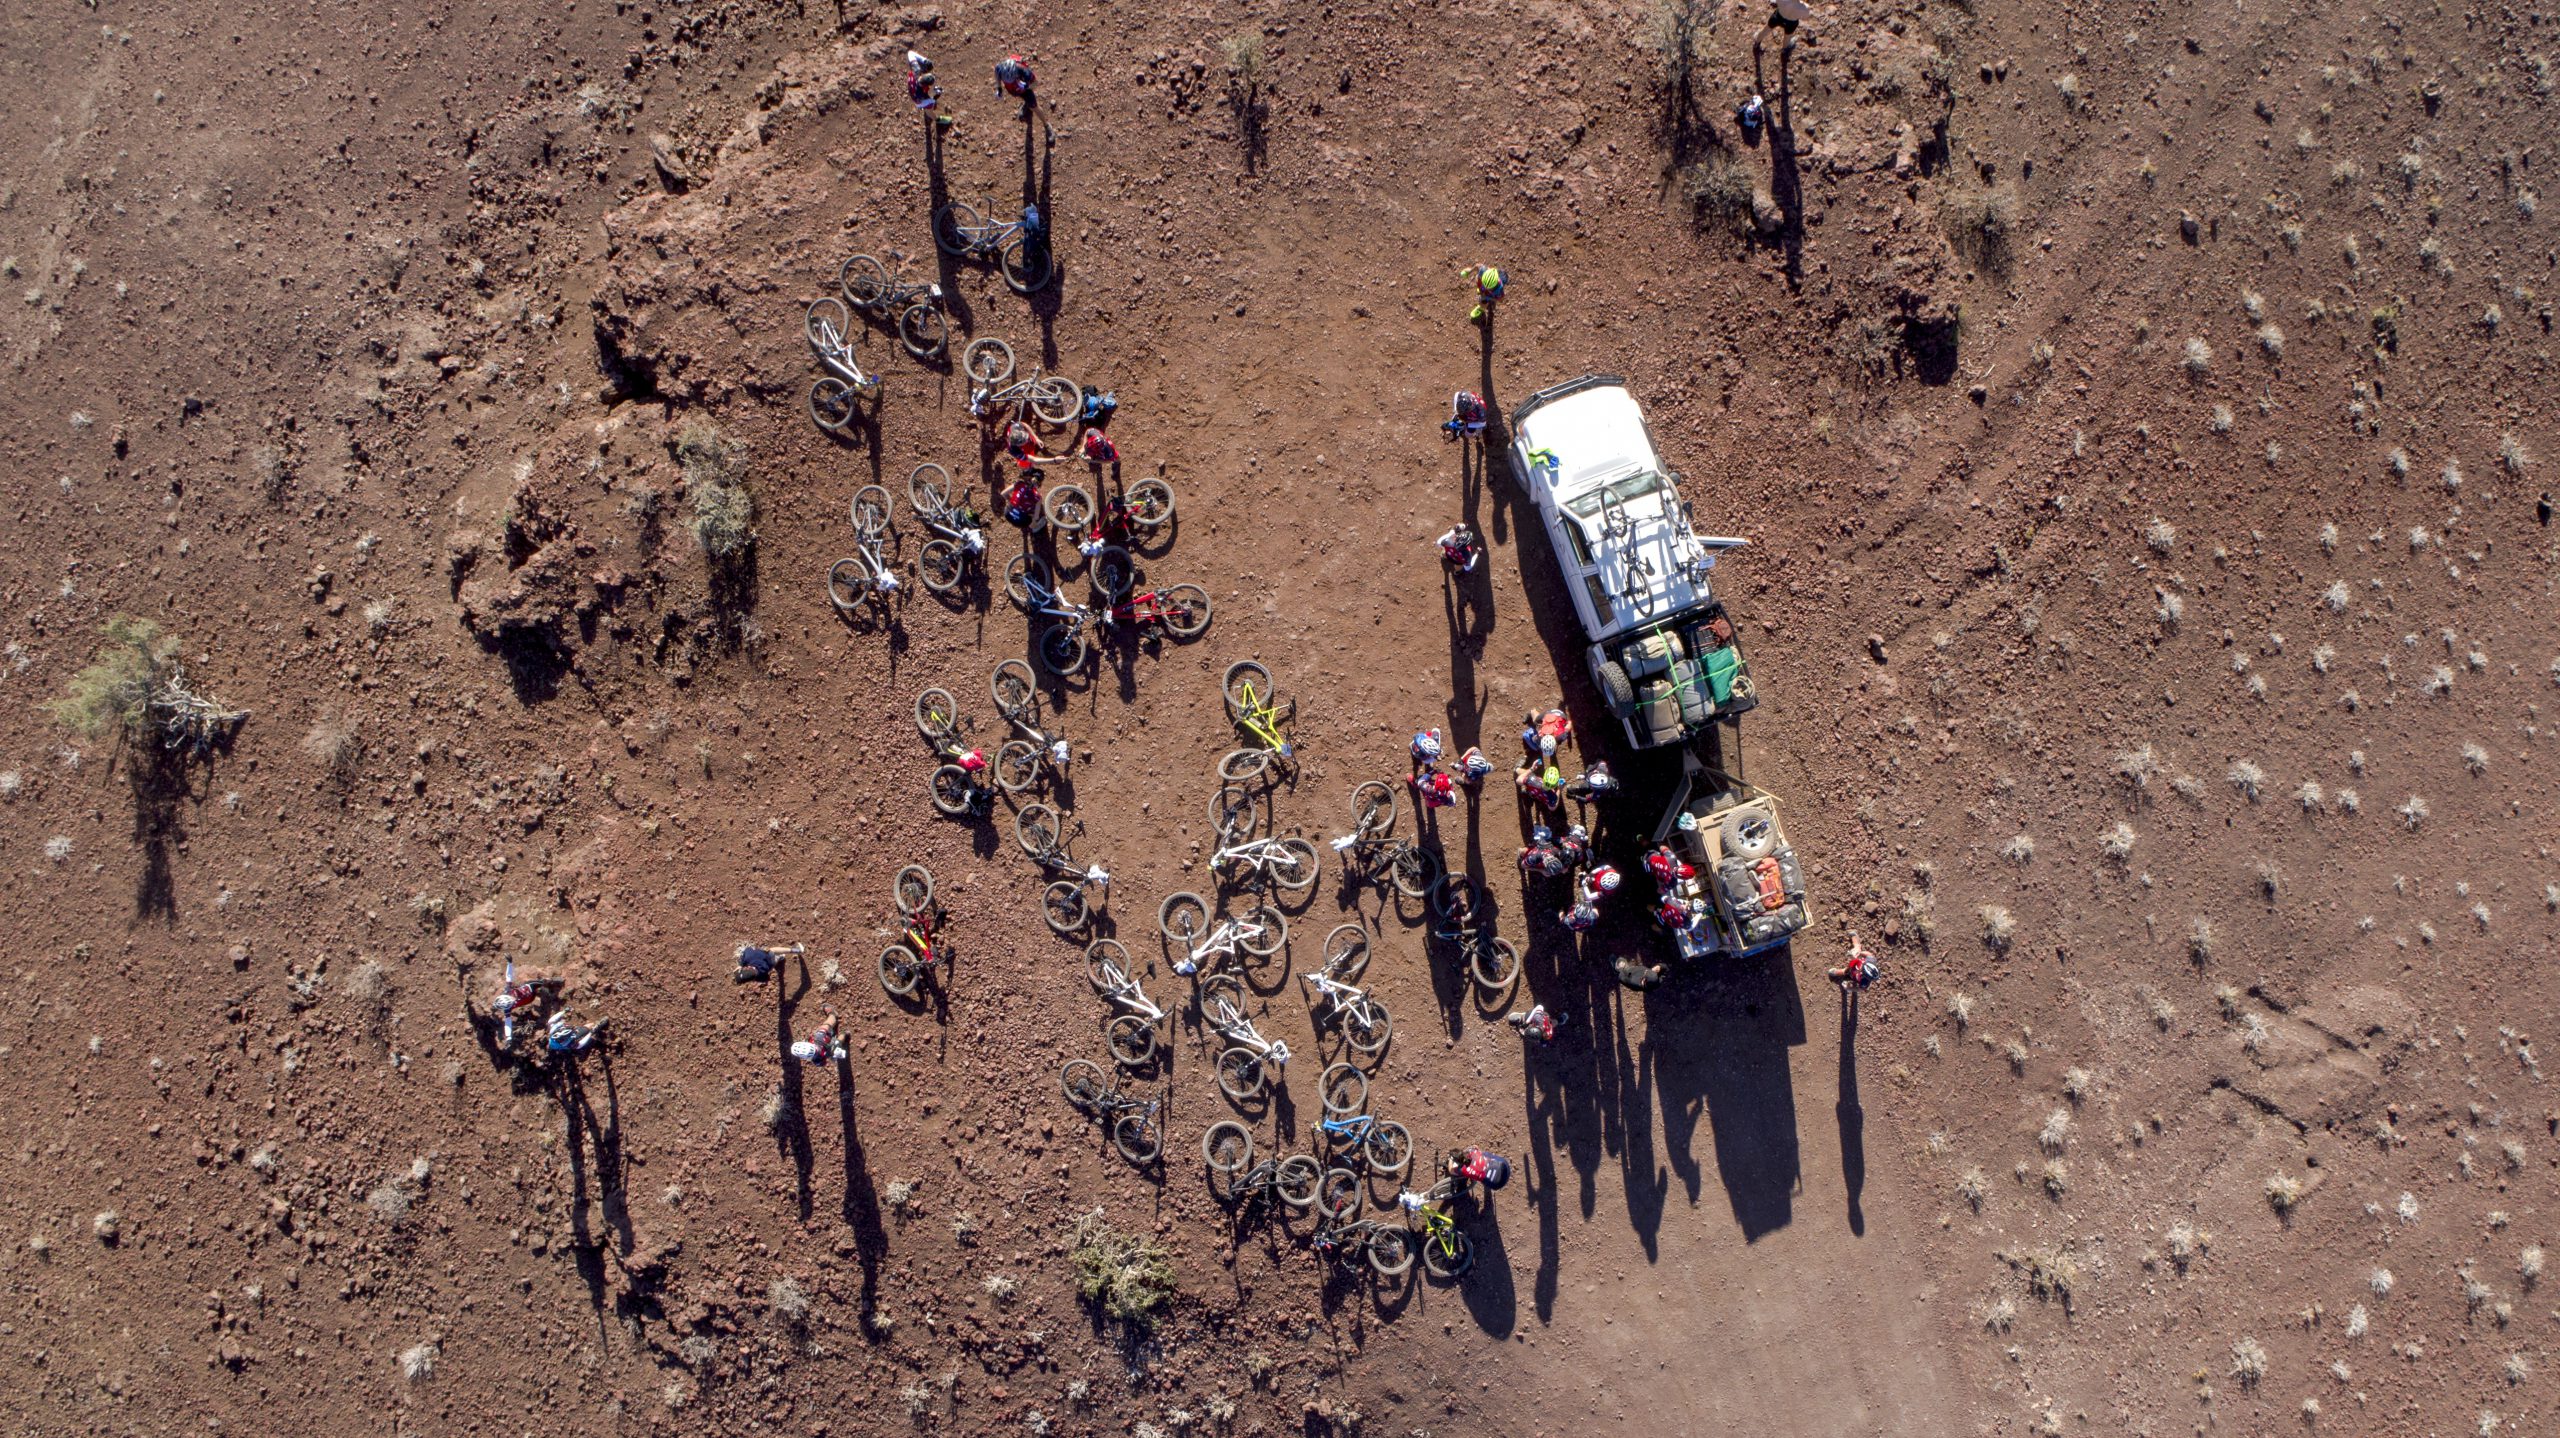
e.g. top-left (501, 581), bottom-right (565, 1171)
top-left (1068, 1209), bottom-right (1175, 1323)
top-left (49, 616), bottom-right (176, 741)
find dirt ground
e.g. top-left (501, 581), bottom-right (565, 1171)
top-left (3, 0), bottom-right (2556, 1434)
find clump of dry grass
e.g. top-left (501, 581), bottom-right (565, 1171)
top-left (2230, 1336), bottom-right (2269, 1385)
top-left (2000, 833), bottom-right (2036, 865)
top-left (2144, 517), bottom-right (2177, 553)
top-left (2266, 1173), bottom-right (2304, 1212)
top-left (2114, 743), bottom-right (2159, 793)
top-left (1979, 906), bottom-right (2017, 951)
top-left (2098, 822), bottom-right (2136, 862)
top-left (2227, 759), bottom-right (2265, 802)
top-left (2181, 337), bottom-right (2213, 376)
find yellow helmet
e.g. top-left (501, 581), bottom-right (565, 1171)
top-left (1478, 266), bottom-right (1505, 295)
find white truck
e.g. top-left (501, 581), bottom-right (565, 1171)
top-left (1506, 375), bottom-right (1758, 750)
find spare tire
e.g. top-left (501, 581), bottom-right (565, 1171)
top-left (1720, 805), bottom-right (1779, 860)
top-left (1596, 660), bottom-right (1635, 713)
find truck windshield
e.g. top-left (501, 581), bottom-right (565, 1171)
top-left (1563, 469), bottom-right (1664, 518)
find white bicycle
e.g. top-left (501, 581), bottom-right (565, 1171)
top-left (1159, 892), bottom-right (1287, 977)
top-left (1199, 973), bottom-right (1292, 1101)
top-left (1211, 834), bottom-right (1321, 898)
top-left (1084, 938), bottom-right (1166, 1066)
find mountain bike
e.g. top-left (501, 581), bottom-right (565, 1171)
top-left (1060, 1060), bottom-right (1162, 1165)
top-left (1002, 556), bottom-right (1101, 676)
top-left (1309, 1210), bottom-right (1414, 1280)
top-left (1315, 1109), bottom-right (1412, 1177)
top-left (1047, 477), bottom-right (1177, 588)
top-left (1084, 938), bottom-right (1166, 1066)
top-left (1430, 876), bottom-right (1522, 991)
top-left (1102, 583), bottom-right (1213, 642)
top-left (990, 661), bottom-right (1071, 793)
top-left (1327, 781), bottom-right (1443, 899)
top-left (1197, 972), bottom-right (1292, 1101)
top-left (880, 865), bottom-right (953, 997)
top-left (836, 251), bottom-right (948, 360)
top-left (1219, 660), bottom-right (1297, 784)
top-left (1397, 1177), bottom-right (1474, 1279)
top-left (906, 464), bottom-right (987, 595)
top-left (827, 484), bottom-right (902, 618)
top-left (1201, 1121), bottom-right (1320, 1210)
top-left (805, 298), bottom-right (883, 431)
top-left (1159, 892), bottom-right (1286, 978)
top-left (1212, 833), bottom-right (1321, 899)
top-left (914, 690), bottom-right (996, 817)
top-left (1014, 803), bottom-right (1110, 934)
top-left (961, 338), bottom-right (1080, 425)
top-left (1304, 971), bottom-right (1393, 1059)
top-left (1316, 1057), bottom-right (1370, 1120)
top-left (933, 198), bottom-right (1053, 294)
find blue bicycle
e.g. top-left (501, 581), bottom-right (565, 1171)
top-left (1316, 1109), bottom-right (1412, 1178)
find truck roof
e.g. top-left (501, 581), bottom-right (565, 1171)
top-left (1513, 380), bottom-right (1737, 643)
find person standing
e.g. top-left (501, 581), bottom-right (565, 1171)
top-left (906, 51), bottom-right (953, 134)
top-left (995, 54), bottom-right (1037, 115)
top-left (790, 1008), bottom-right (847, 1066)
top-left (1827, 932), bottom-right (1881, 994)
top-left (1461, 264), bottom-right (1505, 325)
top-left (1435, 523), bottom-right (1483, 572)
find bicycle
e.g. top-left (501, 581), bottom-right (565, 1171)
top-left (1310, 1211), bottom-right (1415, 1279)
top-left (1059, 1060), bottom-right (1162, 1165)
top-left (905, 464), bottom-right (987, 595)
top-left (1327, 781), bottom-right (1444, 900)
top-left (1429, 876), bottom-right (1522, 991)
top-left (1201, 1121), bottom-right (1320, 1211)
top-left (1397, 1177), bottom-right (1475, 1279)
top-left (933, 197), bottom-right (1053, 294)
top-left (1211, 833), bottom-right (1321, 899)
top-left (836, 251), bottom-right (948, 360)
top-left (1302, 930), bottom-right (1392, 1058)
top-left (1159, 892), bottom-right (1286, 978)
top-left (1014, 803), bottom-right (1111, 935)
top-left (1002, 556), bottom-right (1102, 676)
top-left (880, 864), bottom-right (954, 997)
top-left (913, 688), bottom-right (996, 817)
top-left (805, 298), bottom-right (883, 432)
top-left (1084, 938), bottom-right (1166, 1066)
top-left (1218, 660), bottom-right (1298, 785)
top-left (1046, 477), bottom-right (1178, 588)
top-left (1314, 1108), bottom-right (1412, 1178)
top-left (961, 338), bottom-right (1080, 426)
top-left (1102, 582), bottom-right (1214, 643)
top-left (1197, 972), bottom-right (1292, 1101)
top-left (990, 660), bottom-right (1071, 793)
top-left (827, 484), bottom-right (901, 617)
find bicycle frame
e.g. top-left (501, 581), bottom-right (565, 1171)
top-left (1213, 837), bottom-right (1313, 886)
top-left (1176, 917), bottom-right (1274, 976)
top-left (1094, 962), bottom-right (1164, 1026)
top-left (1233, 682), bottom-right (1292, 758)
top-left (1203, 992), bottom-right (1290, 1068)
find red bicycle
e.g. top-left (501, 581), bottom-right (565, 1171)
top-left (1102, 582), bottom-right (1213, 641)
top-left (1045, 478), bottom-right (1176, 594)
top-left (880, 864), bottom-right (954, 998)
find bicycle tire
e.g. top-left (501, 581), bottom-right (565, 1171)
top-left (806, 296), bottom-right (856, 353)
top-left (1389, 844), bottom-right (1444, 900)
top-left (1364, 1120), bottom-right (1413, 1177)
top-left (837, 254), bottom-right (892, 311)
top-left (1042, 880), bottom-right (1088, 935)
top-left (1111, 1112), bottom-right (1161, 1166)
top-left (879, 945), bottom-right (923, 998)
top-left (1275, 1155), bottom-right (1322, 1210)
top-left (990, 659), bottom-right (1037, 721)
top-left (1202, 1119), bottom-right (1253, 1176)
top-left (1198, 973), bottom-right (1247, 1025)
top-left (1222, 660), bottom-right (1273, 722)
top-left (1002, 234), bottom-right (1054, 294)
top-left (894, 864), bottom-right (935, 918)
top-left (1318, 1061), bottom-right (1368, 1119)
top-left (1238, 906), bottom-right (1287, 959)
top-left (1044, 483), bottom-right (1093, 535)
top-left (851, 484), bottom-right (893, 539)
top-left (907, 462), bottom-right (953, 516)
top-left (1218, 747), bottom-right (1273, 784)
top-left (1029, 375), bottom-right (1081, 426)
top-left (919, 540), bottom-right (965, 595)
top-left (898, 302), bottom-right (947, 361)
top-left (1346, 1003), bottom-right (1394, 1059)
top-left (1210, 785), bottom-right (1259, 846)
top-left (1421, 1227), bottom-right (1472, 1280)
top-left (827, 555), bottom-right (877, 613)
top-left (1158, 891), bottom-right (1208, 947)
top-left (1003, 553), bottom-right (1043, 610)
top-left (1353, 1225), bottom-right (1406, 1280)
top-left (1158, 583), bottom-right (1213, 639)
top-left (1315, 1166), bottom-right (1362, 1220)
top-left (1322, 924), bottom-right (1370, 983)
top-left (1351, 781), bottom-right (1397, 841)
top-left (997, 740), bottom-right (1042, 794)
top-left (1038, 624), bottom-right (1088, 677)
top-left (809, 377), bottom-right (861, 432)
top-left (1126, 477), bottom-right (1176, 529)
top-left (929, 766), bottom-right (978, 816)
top-left (1472, 938), bottom-right (1522, 991)
top-left (963, 335), bottom-right (1015, 387)
top-left (1060, 1058), bottom-right (1107, 1110)
top-left (1085, 938), bottom-right (1131, 993)
top-left (1091, 545), bottom-right (1133, 601)
top-left (1216, 1048), bottom-right (1267, 1102)
top-left (1013, 803), bottom-right (1060, 858)
top-left (1267, 837), bottom-right (1320, 894)
top-left (1432, 875), bottom-right (1484, 925)
top-left (932, 199), bottom-right (984, 258)
top-left (913, 688), bottom-right (960, 747)
top-left (1105, 1014), bottom-right (1157, 1066)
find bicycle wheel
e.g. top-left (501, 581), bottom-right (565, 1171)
top-left (850, 484), bottom-right (893, 539)
top-left (1126, 477), bottom-right (1176, 530)
top-left (990, 659), bottom-right (1037, 721)
top-left (837, 254), bottom-right (891, 310)
top-left (1060, 1058), bottom-right (1107, 1110)
top-left (1369, 1226), bottom-right (1419, 1280)
top-left (1238, 906), bottom-right (1287, 958)
top-left (879, 945), bottom-right (922, 997)
top-left (929, 765), bottom-right (976, 816)
top-left (1216, 1048), bottom-right (1267, 1102)
top-left (1363, 1120), bottom-right (1413, 1177)
top-left (1275, 1155), bottom-right (1322, 1211)
top-left (1421, 1227), bottom-right (1472, 1280)
top-left (912, 688), bottom-right (960, 746)
top-left (1002, 234), bottom-right (1054, 294)
top-left (1091, 545), bottom-right (1133, 601)
top-left (1433, 875), bottom-right (1484, 924)
top-left (1222, 660), bottom-right (1273, 721)
top-left (828, 555), bottom-right (877, 613)
top-left (1210, 785), bottom-right (1259, 846)
top-left (1472, 938), bottom-right (1522, 991)
top-left (1157, 891), bottom-right (1208, 947)
top-left (1029, 375), bottom-right (1081, 426)
top-left (1315, 1166), bottom-right (1361, 1220)
top-left (1084, 938), bottom-right (1131, 992)
top-left (805, 296), bottom-right (855, 353)
top-left (809, 377), bottom-right (861, 432)
top-left (1002, 553), bottom-right (1042, 610)
top-left (1267, 838), bottom-right (1320, 895)
top-left (1044, 483), bottom-right (1093, 534)
top-left (1111, 1111), bottom-right (1161, 1166)
top-left (1218, 747), bottom-right (1273, 784)
top-left (894, 864), bottom-right (935, 918)
top-left (963, 335), bottom-right (1015, 386)
top-left (1013, 803), bottom-right (1060, 858)
top-left (907, 462), bottom-right (952, 516)
top-left (898, 302), bottom-right (947, 361)
top-left (1388, 844), bottom-right (1444, 900)
top-left (932, 199), bottom-right (985, 258)
top-left (919, 540), bottom-right (966, 595)
top-left (1322, 924), bottom-right (1370, 983)
top-left (1351, 780), bottom-right (1397, 841)
top-left (997, 740), bottom-right (1043, 794)
top-left (1198, 973), bottom-right (1247, 1025)
top-left (1158, 583), bottom-right (1212, 639)
top-left (1345, 1002), bottom-right (1394, 1059)
top-left (1318, 1061), bottom-right (1368, 1119)
top-left (1202, 1119), bottom-right (1252, 1176)
top-left (1042, 880), bottom-right (1088, 935)
top-left (1105, 1014), bottom-right (1157, 1066)
top-left (1037, 624), bottom-right (1088, 676)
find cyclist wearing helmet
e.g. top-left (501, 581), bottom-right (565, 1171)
top-left (1413, 765), bottom-right (1456, 811)
top-left (1462, 263), bottom-right (1505, 324)
top-left (1410, 727), bottom-right (1445, 767)
top-left (790, 1008), bottom-right (847, 1065)
top-left (1455, 746), bottom-right (1494, 788)
top-left (1519, 826), bottom-right (1568, 879)
top-left (1442, 390), bottom-right (1488, 441)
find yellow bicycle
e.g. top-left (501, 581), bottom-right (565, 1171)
top-left (1219, 660), bottom-right (1297, 784)
top-left (1403, 1178), bottom-right (1474, 1280)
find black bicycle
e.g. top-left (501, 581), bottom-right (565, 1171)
top-left (837, 252), bottom-right (948, 360)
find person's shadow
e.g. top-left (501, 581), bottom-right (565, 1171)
top-left (1836, 987), bottom-right (1866, 1236)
